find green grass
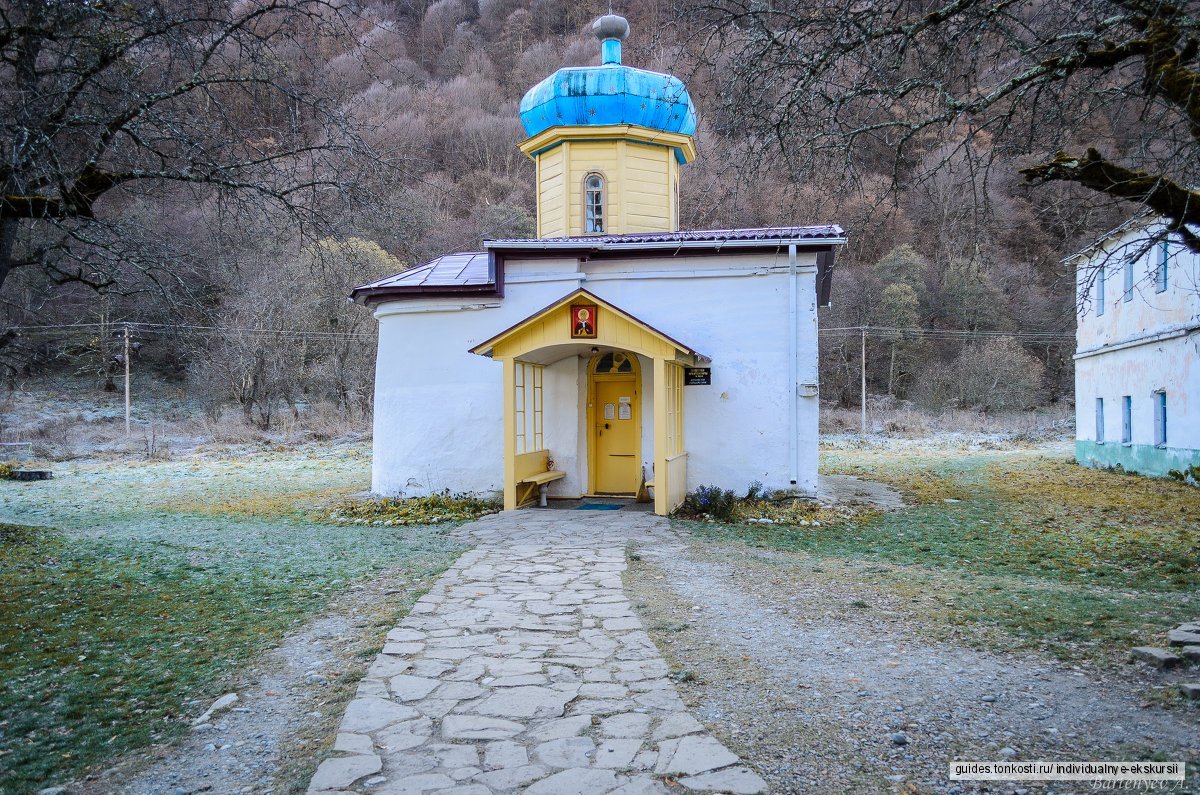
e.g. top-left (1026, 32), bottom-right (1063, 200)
top-left (0, 445), bottom-right (465, 793)
top-left (680, 446), bottom-right (1200, 663)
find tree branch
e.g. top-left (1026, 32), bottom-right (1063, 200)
top-left (1021, 147), bottom-right (1200, 248)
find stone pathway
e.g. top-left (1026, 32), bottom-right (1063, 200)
top-left (306, 510), bottom-right (767, 795)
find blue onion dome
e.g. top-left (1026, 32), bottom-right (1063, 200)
top-left (518, 14), bottom-right (698, 142)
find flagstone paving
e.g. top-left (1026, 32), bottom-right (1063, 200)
top-left (306, 509), bottom-right (767, 794)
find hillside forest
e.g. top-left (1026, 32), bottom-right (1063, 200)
top-left (4, 0), bottom-right (1196, 425)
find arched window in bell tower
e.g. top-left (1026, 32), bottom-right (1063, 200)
top-left (584, 172), bottom-right (605, 234)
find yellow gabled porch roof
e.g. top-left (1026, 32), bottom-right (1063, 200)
top-left (469, 288), bottom-right (707, 365)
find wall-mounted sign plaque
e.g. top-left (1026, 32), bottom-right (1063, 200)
top-left (684, 367), bottom-right (711, 385)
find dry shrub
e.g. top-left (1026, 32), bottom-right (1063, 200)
top-left (193, 413), bottom-right (261, 445)
top-left (821, 401), bottom-right (1073, 439)
top-left (274, 403), bottom-right (370, 445)
top-left (819, 410), bottom-right (853, 433)
top-left (192, 401), bottom-right (370, 448)
top-left (28, 415), bottom-right (83, 460)
top-left (914, 338), bottom-right (1045, 412)
top-left (881, 406), bottom-right (931, 436)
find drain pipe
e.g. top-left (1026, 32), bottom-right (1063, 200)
top-left (788, 243), bottom-right (798, 486)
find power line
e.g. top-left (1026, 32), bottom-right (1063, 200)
top-left (3, 321), bottom-right (1074, 343)
top-left (134, 322), bottom-right (374, 341)
top-left (2, 321), bottom-right (374, 342)
top-left (819, 325), bottom-right (1074, 341)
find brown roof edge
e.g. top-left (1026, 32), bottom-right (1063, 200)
top-left (484, 242), bottom-right (841, 258)
top-left (485, 224), bottom-right (846, 249)
top-left (351, 282), bottom-right (498, 307)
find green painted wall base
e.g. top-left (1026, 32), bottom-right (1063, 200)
top-left (1076, 440), bottom-right (1200, 478)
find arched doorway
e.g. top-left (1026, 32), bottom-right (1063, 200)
top-left (589, 351), bottom-right (641, 494)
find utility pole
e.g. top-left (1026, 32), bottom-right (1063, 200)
top-left (859, 329), bottom-right (868, 437)
top-left (124, 323), bottom-right (131, 436)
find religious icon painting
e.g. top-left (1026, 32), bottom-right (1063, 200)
top-left (570, 303), bottom-right (598, 339)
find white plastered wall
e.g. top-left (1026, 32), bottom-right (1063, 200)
top-left (583, 252), bottom-right (820, 494)
top-left (1076, 336), bottom-right (1198, 450)
top-left (370, 249), bottom-right (822, 498)
top-left (371, 279), bottom-right (571, 497)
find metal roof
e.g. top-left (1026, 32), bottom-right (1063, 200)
top-left (351, 226), bottom-right (845, 306)
top-left (1060, 212), bottom-right (1155, 264)
top-left (486, 225), bottom-right (845, 248)
top-left (354, 251), bottom-right (489, 291)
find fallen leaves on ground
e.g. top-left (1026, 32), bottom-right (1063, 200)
top-left (327, 493), bottom-right (501, 526)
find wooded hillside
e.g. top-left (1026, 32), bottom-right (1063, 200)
top-left (5, 0), bottom-right (1187, 421)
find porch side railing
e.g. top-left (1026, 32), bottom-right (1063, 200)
top-left (665, 451), bottom-right (688, 513)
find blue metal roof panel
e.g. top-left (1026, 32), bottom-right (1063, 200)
top-left (519, 65), bottom-right (697, 140)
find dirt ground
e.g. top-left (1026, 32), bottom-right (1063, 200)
top-left (626, 538), bottom-right (1200, 795)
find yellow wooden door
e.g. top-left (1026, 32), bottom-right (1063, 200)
top-left (593, 378), bottom-right (639, 493)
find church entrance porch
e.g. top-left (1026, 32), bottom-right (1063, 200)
top-left (470, 289), bottom-right (705, 516)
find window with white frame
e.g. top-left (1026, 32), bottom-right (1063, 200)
top-left (1156, 241), bottom-right (1169, 293)
top-left (1154, 390), bottom-right (1167, 447)
top-left (1123, 257), bottom-right (1134, 302)
top-left (513, 361), bottom-right (544, 454)
top-left (1095, 397), bottom-right (1104, 443)
top-left (1096, 265), bottom-right (1106, 316)
top-left (584, 173), bottom-right (605, 234)
top-left (1121, 395), bottom-right (1132, 444)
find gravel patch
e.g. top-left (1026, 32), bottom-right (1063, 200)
top-left (627, 538), bottom-right (1200, 794)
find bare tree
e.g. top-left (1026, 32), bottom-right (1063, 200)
top-left (0, 0), bottom-right (370, 335)
top-left (188, 234), bottom-right (398, 427)
top-left (681, 0), bottom-right (1200, 249)
top-left (916, 337), bottom-right (1046, 411)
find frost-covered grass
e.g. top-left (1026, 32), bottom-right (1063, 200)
top-left (0, 443), bottom-right (464, 793)
top-left (683, 443), bottom-right (1200, 664)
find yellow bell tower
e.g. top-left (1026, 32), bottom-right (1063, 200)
top-left (517, 15), bottom-right (698, 239)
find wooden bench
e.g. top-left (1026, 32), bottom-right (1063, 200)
top-left (515, 450), bottom-right (566, 507)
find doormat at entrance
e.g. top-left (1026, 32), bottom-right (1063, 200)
top-left (577, 503), bottom-right (624, 510)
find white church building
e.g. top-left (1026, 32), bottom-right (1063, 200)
top-left (354, 15), bottom-right (845, 515)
